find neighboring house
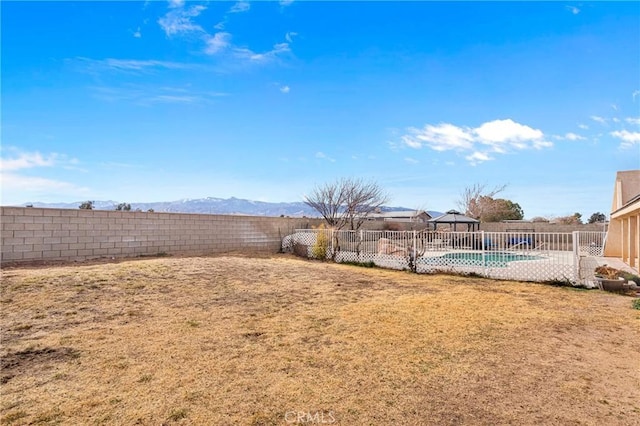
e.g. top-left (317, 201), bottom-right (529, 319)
top-left (603, 170), bottom-right (640, 270)
top-left (368, 210), bottom-right (432, 223)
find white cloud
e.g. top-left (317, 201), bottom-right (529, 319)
top-left (99, 58), bottom-right (192, 72)
top-left (229, 1), bottom-right (250, 13)
top-left (280, 0), bottom-right (294, 6)
top-left (155, 1), bottom-right (292, 66)
top-left (401, 118), bottom-right (550, 164)
top-left (158, 4), bottom-right (206, 37)
top-left (91, 84), bottom-right (227, 105)
top-left (0, 151), bottom-right (59, 172)
top-left (315, 152), bottom-right (335, 162)
top-left (204, 32), bottom-right (231, 55)
top-left (611, 130), bottom-right (640, 148)
top-left (280, 85), bottom-right (290, 94)
top-left (475, 119), bottom-right (543, 145)
top-left (156, 1), bottom-right (293, 67)
top-left (233, 42), bottom-right (290, 63)
top-left (402, 123), bottom-right (474, 151)
top-left (285, 31), bottom-right (298, 43)
top-left (590, 115), bottom-right (607, 125)
top-left (0, 150), bottom-right (88, 203)
top-left (133, 27), bottom-right (142, 38)
top-left (565, 5), bottom-right (580, 14)
top-left (625, 117), bottom-right (640, 125)
top-left (564, 132), bottom-right (585, 141)
top-left (465, 152), bottom-right (492, 165)
top-left (168, 0), bottom-right (184, 8)
top-left (404, 157), bottom-right (419, 164)
top-left (147, 95), bottom-right (199, 103)
top-left (633, 90), bottom-right (640, 102)
top-left (1, 173), bottom-right (88, 195)
top-left (578, 123), bottom-right (589, 130)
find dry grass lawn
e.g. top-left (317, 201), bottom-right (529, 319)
top-left (1, 254), bottom-right (639, 425)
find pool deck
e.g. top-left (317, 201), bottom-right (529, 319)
top-left (593, 257), bottom-right (639, 274)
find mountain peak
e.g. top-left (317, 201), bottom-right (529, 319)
top-left (15, 197), bottom-right (437, 218)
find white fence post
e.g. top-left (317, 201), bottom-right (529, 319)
top-left (413, 230), bottom-right (416, 257)
top-left (481, 231), bottom-right (487, 277)
top-left (572, 231), bottom-right (580, 283)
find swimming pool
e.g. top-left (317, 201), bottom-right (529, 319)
top-left (419, 252), bottom-right (543, 268)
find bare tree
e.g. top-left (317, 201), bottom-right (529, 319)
top-left (304, 178), bottom-right (389, 230)
top-left (303, 179), bottom-right (348, 228)
top-left (343, 179), bottom-right (390, 230)
top-left (457, 183), bottom-right (507, 220)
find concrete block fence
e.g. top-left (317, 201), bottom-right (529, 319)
top-left (0, 207), bottom-right (322, 264)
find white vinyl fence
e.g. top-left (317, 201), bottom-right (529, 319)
top-left (283, 229), bottom-right (608, 286)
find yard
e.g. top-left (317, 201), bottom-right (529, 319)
top-left (1, 254), bottom-right (639, 425)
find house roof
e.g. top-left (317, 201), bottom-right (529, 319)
top-left (611, 170), bottom-right (640, 211)
top-left (428, 210), bottom-right (479, 224)
top-left (372, 210), bottom-right (431, 219)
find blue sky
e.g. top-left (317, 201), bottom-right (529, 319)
top-left (1, 1), bottom-right (639, 219)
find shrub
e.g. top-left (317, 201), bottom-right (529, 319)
top-left (311, 225), bottom-right (330, 260)
top-left (293, 242), bottom-right (308, 258)
top-left (382, 222), bottom-right (403, 231)
top-left (340, 260), bottom-right (376, 268)
top-left (594, 266), bottom-right (640, 285)
top-left (594, 265), bottom-right (621, 280)
top-left (619, 271), bottom-right (640, 286)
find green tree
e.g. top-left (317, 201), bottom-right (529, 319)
top-left (115, 203), bottom-right (131, 211)
top-left (531, 216), bottom-right (550, 223)
top-left (555, 213), bottom-right (583, 225)
top-left (469, 196), bottom-right (524, 222)
top-left (482, 198), bottom-right (524, 222)
top-left (458, 183), bottom-right (507, 219)
top-left (588, 212), bottom-right (606, 223)
top-left (79, 201), bottom-right (94, 210)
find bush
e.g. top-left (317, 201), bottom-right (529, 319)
top-left (594, 265), bottom-right (622, 280)
top-left (340, 260), bottom-right (376, 268)
top-left (311, 225), bottom-right (330, 260)
top-left (595, 266), bottom-right (640, 285)
top-left (619, 271), bottom-right (640, 286)
top-left (293, 242), bottom-right (308, 258)
top-left (382, 222), bottom-right (403, 231)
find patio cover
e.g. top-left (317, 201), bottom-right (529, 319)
top-left (428, 210), bottom-right (480, 231)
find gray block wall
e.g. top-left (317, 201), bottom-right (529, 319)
top-left (0, 207), bottom-right (320, 264)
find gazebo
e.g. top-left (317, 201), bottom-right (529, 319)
top-left (427, 210), bottom-right (480, 231)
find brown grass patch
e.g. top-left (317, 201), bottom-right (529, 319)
top-left (1, 254), bottom-right (639, 425)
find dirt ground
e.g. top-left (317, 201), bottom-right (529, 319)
top-left (1, 254), bottom-right (639, 425)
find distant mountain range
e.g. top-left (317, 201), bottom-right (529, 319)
top-left (18, 197), bottom-right (443, 218)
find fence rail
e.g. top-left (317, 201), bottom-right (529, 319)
top-left (283, 229), bottom-right (607, 286)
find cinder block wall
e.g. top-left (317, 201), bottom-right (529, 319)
top-left (479, 222), bottom-right (606, 232)
top-left (0, 207), bottom-right (321, 264)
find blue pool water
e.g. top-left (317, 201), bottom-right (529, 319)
top-left (420, 252), bottom-right (542, 268)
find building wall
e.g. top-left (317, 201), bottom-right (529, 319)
top-left (603, 170), bottom-right (640, 270)
top-left (0, 207), bottom-right (321, 264)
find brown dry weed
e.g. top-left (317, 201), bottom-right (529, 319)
top-left (1, 254), bottom-right (639, 425)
